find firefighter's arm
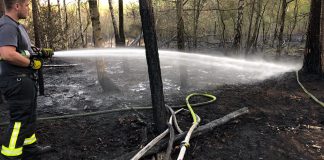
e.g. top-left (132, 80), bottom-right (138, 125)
top-left (0, 46), bottom-right (30, 67)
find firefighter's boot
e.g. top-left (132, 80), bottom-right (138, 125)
top-left (21, 145), bottom-right (52, 160)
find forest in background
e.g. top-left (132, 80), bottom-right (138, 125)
top-left (0, 0), bottom-right (310, 56)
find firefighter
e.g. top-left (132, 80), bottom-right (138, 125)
top-left (0, 0), bottom-right (53, 159)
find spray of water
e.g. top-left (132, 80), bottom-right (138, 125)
top-left (53, 48), bottom-right (302, 91)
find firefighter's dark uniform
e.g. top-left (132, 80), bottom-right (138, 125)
top-left (0, 15), bottom-right (39, 159)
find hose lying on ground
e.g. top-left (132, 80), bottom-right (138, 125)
top-left (0, 95), bottom-right (216, 126)
top-left (296, 70), bottom-right (324, 107)
top-left (131, 93), bottom-right (216, 160)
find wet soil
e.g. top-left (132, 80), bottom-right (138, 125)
top-left (0, 58), bottom-right (323, 160)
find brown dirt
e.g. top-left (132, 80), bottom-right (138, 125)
top-left (0, 58), bottom-right (323, 160)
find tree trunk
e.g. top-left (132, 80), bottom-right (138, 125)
top-left (247, 0), bottom-right (262, 54)
top-left (288, 0), bottom-right (298, 43)
top-left (252, 0), bottom-right (269, 53)
top-left (47, 0), bottom-right (53, 49)
top-left (276, 0), bottom-right (288, 56)
top-left (139, 0), bottom-right (167, 133)
top-left (32, 0), bottom-right (44, 95)
top-left (0, 0), bottom-right (4, 17)
top-left (176, 0), bottom-right (188, 89)
top-left (176, 0), bottom-right (185, 50)
top-left (62, 0), bottom-right (68, 49)
top-left (118, 0), bottom-right (126, 46)
top-left (88, 0), bottom-right (119, 93)
top-left (108, 0), bottom-right (120, 47)
top-left (302, 0), bottom-right (322, 74)
top-left (216, 0), bottom-right (226, 49)
top-left (321, 0), bottom-right (324, 73)
top-left (245, 0), bottom-right (255, 54)
top-left (233, 0), bottom-right (244, 52)
top-left (77, 0), bottom-right (85, 48)
top-left (272, 0), bottom-right (282, 46)
top-left (193, 0), bottom-right (206, 49)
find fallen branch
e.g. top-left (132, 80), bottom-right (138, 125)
top-left (114, 107), bottom-right (249, 160)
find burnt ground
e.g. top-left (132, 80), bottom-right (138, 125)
top-left (0, 57), bottom-right (323, 160)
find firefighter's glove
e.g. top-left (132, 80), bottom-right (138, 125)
top-left (41, 48), bottom-right (54, 58)
top-left (29, 58), bottom-right (43, 70)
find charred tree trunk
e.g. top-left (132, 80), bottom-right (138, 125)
top-left (47, 0), bottom-right (53, 49)
top-left (118, 0), bottom-right (126, 46)
top-left (89, 0), bottom-right (120, 93)
top-left (248, 0), bottom-right (262, 54)
top-left (108, 0), bottom-right (121, 47)
top-left (176, 0), bottom-right (188, 89)
top-left (77, 0), bottom-right (85, 47)
top-left (139, 0), bottom-right (167, 133)
top-left (272, 0), bottom-right (282, 46)
top-left (216, 0), bottom-right (226, 49)
top-left (233, 0), bottom-right (244, 52)
top-left (63, 0), bottom-right (68, 49)
top-left (0, 0), bottom-right (4, 17)
top-left (321, 0), bottom-right (324, 73)
top-left (276, 0), bottom-right (288, 56)
top-left (245, 0), bottom-right (255, 55)
top-left (302, 0), bottom-right (322, 74)
top-left (32, 0), bottom-right (45, 95)
top-left (193, 0), bottom-right (206, 49)
top-left (288, 0), bottom-right (298, 43)
top-left (176, 0), bottom-right (185, 50)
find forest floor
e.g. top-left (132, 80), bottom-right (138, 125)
top-left (0, 54), bottom-right (323, 160)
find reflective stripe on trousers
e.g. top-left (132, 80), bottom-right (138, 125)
top-left (1, 122), bottom-right (23, 156)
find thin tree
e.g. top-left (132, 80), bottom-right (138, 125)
top-left (216, 0), bottom-right (226, 48)
top-left (177, 0), bottom-right (185, 50)
top-left (77, 0), bottom-right (85, 47)
top-left (302, 0), bottom-right (322, 74)
top-left (139, 0), bottom-right (167, 132)
top-left (88, 0), bottom-right (120, 93)
top-left (233, 0), bottom-right (244, 52)
top-left (193, 0), bottom-right (207, 48)
top-left (245, 0), bottom-right (256, 54)
top-left (108, 0), bottom-right (121, 46)
top-left (118, 0), bottom-right (126, 46)
top-left (63, 0), bottom-right (68, 49)
top-left (32, 0), bottom-right (45, 95)
top-left (0, 0), bottom-right (4, 17)
top-left (321, 0), bottom-right (324, 72)
top-left (47, 0), bottom-right (54, 49)
top-left (276, 0), bottom-right (294, 56)
top-left (272, 0), bottom-right (282, 46)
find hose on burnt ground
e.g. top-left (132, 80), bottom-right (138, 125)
top-left (296, 70), bottom-right (324, 107)
top-left (0, 94), bottom-right (216, 126)
top-left (131, 93), bottom-right (216, 160)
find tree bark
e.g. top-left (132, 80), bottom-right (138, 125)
top-left (176, 0), bottom-right (185, 50)
top-left (118, 0), bottom-right (126, 46)
top-left (245, 0), bottom-right (256, 54)
top-left (47, 0), bottom-right (54, 49)
top-left (63, 0), bottom-right (68, 49)
top-left (233, 0), bottom-right (244, 52)
top-left (108, 0), bottom-right (121, 47)
top-left (321, 0), bottom-right (324, 73)
top-left (302, 0), bottom-right (322, 74)
top-left (0, 0), bottom-right (4, 17)
top-left (216, 0), bottom-right (226, 49)
top-left (32, 0), bottom-right (44, 95)
top-left (288, 0), bottom-right (298, 43)
top-left (139, 0), bottom-right (167, 133)
top-left (89, 0), bottom-right (119, 93)
top-left (272, 0), bottom-right (282, 46)
top-left (276, 0), bottom-right (288, 56)
top-left (77, 0), bottom-right (85, 48)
